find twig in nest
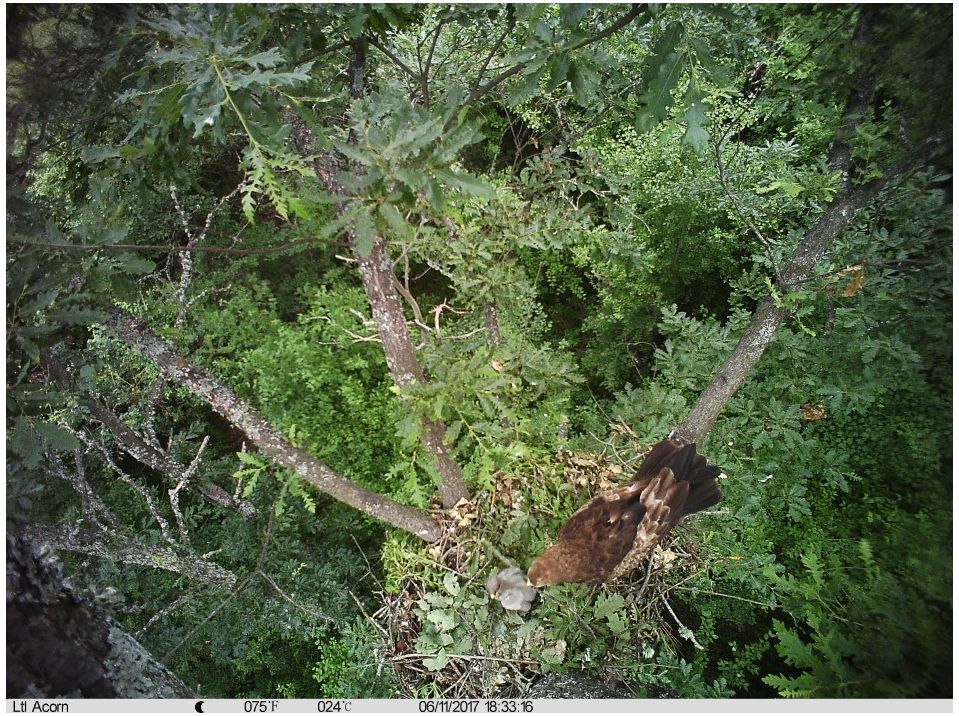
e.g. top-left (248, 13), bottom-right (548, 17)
top-left (660, 592), bottom-right (704, 650)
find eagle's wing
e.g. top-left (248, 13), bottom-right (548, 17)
top-left (548, 478), bottom-right (647, 582)
top-left (527, 440), bottom-right (723, 587)
top-left (609, 467), bottom-right (689, 578)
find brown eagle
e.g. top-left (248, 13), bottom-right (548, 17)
top-left (527, 439), bottom-right (722, 587)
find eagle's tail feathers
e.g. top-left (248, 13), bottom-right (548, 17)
top-left (633, 440), bottom-right (682, 479)
top-left (635, 440), bottom-right (722, 523)
top-left (678, 479), bottom-right (722, 520)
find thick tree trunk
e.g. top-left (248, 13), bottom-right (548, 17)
top-left (7, 534), bottom-right (193, 698)
top-left (104, 310), bottom-right (444, 542)
top-left (483, 302), bottom-right (502, 347)
top-left (671, 7), bottom-right (948, 447)
top-left (347, 39), bottom-right (468, 508)
top-left (354, 236), bottom-right (470, 507)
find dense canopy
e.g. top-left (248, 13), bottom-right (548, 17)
top-left (7, 3), bottom-right (952, 700)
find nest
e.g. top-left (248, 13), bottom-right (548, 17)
top-left (365, 446), bottom-right (714, 699)
top-left (371, 497), bottom-right (542, 698)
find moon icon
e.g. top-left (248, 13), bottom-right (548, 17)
top-left (195, 701), bottom-right (205, 713)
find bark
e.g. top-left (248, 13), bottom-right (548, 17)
top-left (290, 40), bottom-right (469, 508)
top-left (672, 7), bottom-right (952, 445)
top-left (19, 523), bottom-right (238, 588)
top-left (483, 302), bottom-right (502, 348)
top-left (355, 236), bottom-right (470, 507)
top-left (104, 309), bottom-right (444, 542)
top-left (44, 357), bottom-right (257, 519)
top-left (349, 40), bottom-right (468, 507)
top-left (7, 533), bottom-right (194, 698)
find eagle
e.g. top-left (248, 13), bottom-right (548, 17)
top-left (527, 439), bottom-right (722, 587)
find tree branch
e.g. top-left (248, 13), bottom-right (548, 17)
top-left (20, 523), bottom-right (238, 589)
top-left (471, 14), bottom-right (516, 96)
top-left (285, 41), bottom-right (471, 508)
top-left (8, 237), bottom-right (335, 256)
top-left (669, 9), bottom-right (949, 446)
top-left (826, 6), bottom-right (879, 182)
top-left (391, 274), bottom-right (430, 345)
top-left (103, 309), bottom-right (445, 542)
top-left (73, 430), bottom-right (178, 547)
top-left (712, 139), bottom-right (782, 282)
top-left (672, 130), bottom-right (950, 444)
top-left (465, 3), bottom-right (648, 107)
top-left (44, 357), bottom-right (257, 519)
top-left (43, 449), bottom-right (119, 534)
top-left (421, 18), bottom-right (449, 108)
top-left (367, 35), bottom-right (420, 84)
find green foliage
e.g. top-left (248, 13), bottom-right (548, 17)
top-left (312, 618), bottom-right (398, 698)
top-left (763, 540), bottom-right (951, 697)
top-left (333, 87), bottom-right (490, 252)
top-left (8, 2), bottom-right (950, 701)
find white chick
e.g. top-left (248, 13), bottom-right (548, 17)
top-left (485, 566), bottom-right (538, 613)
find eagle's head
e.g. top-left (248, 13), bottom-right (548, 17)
top-left (527, 540), bottom-right (602, 587)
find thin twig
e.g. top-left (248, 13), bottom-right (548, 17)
top-left (163, 499), bottom-right (279, 659)
top-left (470, 13), bottom-right (516, 95)
top-left (161, 575), bottom-right (253, 662)
top-left (672, 585), bottom-right (773, 608)
top-left (10, 236), bottom-right (340, 256)
top-left (367, 35), bottom-right (420, 83)
top-left (463, 4), bottom-right (647, 109)
top-left (44, 449), bottom-right (118, 533)
top-left (392, 275), bottom-right (429, 345)
top-left (256, 569), bottom-right (335, 624)
top-left (660, 592), bottom-right (704, 650)
top-left (168, 435), bottom-right (209, 546)
top-left (319, 315), bottom-right (381, 343)
top-left (347, 588), bottom-right (390, 638)
top-left (712, 139), bottom-right (782, 282)
top-left (636, 555), bottom-right (656, 601)
top-left (136, 591), bottom-right (194, 638)
top-left (76, 431), bottom-right (176, 546)
top-left (421, 18), bottom-right (449, 108)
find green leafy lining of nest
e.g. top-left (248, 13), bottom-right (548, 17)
top-left (373, 448), bottom-right (733, 699)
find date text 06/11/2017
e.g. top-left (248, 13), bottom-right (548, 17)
top-left (416, 701), bottom-right (533, 713)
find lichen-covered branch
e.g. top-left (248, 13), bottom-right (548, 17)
top-left (104, 310), bottom-right (445, 542)
top-left (73, 430), bottom-right (177, 546)
top-left (43, 448), bottom-right (119, 533)
top-left (44, 357), bottom-right (257, 519)
top-left (7, 534), bottom-right (194, 698)
top-left (19, 523), bottom-right (238, 588)
top-left (167, 434), bottom-right (209, 545)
